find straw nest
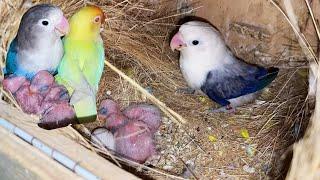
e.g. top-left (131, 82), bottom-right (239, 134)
top-left (0, 0), bottom-right (314, 179)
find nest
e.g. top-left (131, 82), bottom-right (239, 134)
top-left (0, 0), bottom-right (313, 179)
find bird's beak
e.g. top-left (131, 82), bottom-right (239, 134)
top-left (170, 31), bottom-right (187, 51)
top-left (101, 13), bottom-right (106, 25)
top-left (55, 16), bottom-right (69, 36)
top-left (100, 13), bottom-right (106, 32)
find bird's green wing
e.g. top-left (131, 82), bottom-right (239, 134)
top-left (55, 38), bottom-right (104, 123)
top-left (81, 40), bottom-right (105, 93)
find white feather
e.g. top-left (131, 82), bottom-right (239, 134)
top-left (229, 92), bottom-right (260, 107)
top-left (19, 37), bottom-right (63, 73)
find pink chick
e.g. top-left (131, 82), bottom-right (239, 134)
top-left (98, 99), bottom-right (121, 119)
top-left (105, 113), bottom-right (128, 132)
top-left (39, 85), bottom-right (70, 114)
top-left (123, 104), bottom-right (161, 133)
top-left (114, 121), bottom-right (156, 163)
top-left (2, 76), bottom-right (30, 94)
top-left (98, 99), bottom-right (128, 131)
top-left (15, 85), bottom-right (43, 114)
top-left (43, 85), bottom-right (70, 102)
top-left (30, 70), bottom-right (54, 95)
top-left (38, 102), bottom-right (76, 130)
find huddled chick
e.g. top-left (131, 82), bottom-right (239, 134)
top-left (92, 99), bottom-right (161, 163)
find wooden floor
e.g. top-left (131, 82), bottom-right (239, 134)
top-left (0, 126), bottom-right (80, 180)
top-left (0, 101), bottom-right (139, 180)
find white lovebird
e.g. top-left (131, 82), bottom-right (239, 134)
top-left (170, 21), bottom-right (279, 112)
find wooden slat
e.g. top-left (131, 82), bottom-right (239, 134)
top-left (0, 101), bottom-right (139, 180)
top-left (0, 126), bottom-right (81, 180)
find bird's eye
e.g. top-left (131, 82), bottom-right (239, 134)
top-left (94, 16), bottom-right (100, 23)
top-left (192, 40), bottom-right (199, 46)
top-left (42, 20), bottom-right (49, 26)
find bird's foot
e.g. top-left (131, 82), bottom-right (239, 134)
top-left (176, 87), bottom-right (196, 94)
top-left (207, 105), bottom-right (236, 114)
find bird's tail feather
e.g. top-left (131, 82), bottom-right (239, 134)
top-left (257, 67), bottom-right (279, 90)
top-left (71, 90), bottom-right (97, 123)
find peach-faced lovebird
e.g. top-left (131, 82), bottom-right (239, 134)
top-left (4, 4), bottom-right (69, 80)
top-left (170, 21), bottom-right (279, 113)
top-left (55, 5), bottom-right (105, 123)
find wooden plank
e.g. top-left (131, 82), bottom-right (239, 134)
top-left (0, 101), bottom-right (139, 180)
top-left (0, 126), bottom-right (80, 180)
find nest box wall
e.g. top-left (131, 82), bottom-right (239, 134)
top-left (194, 0), bottom-right (316, 67)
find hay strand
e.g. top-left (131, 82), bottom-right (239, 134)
top-left (270, 0), bottom-right (318, 62)
top-left (104, 60), bottom-right (187, 125)
top-left (304, 0), bottom-right (320, 42)
top-left (0, 0), bottom-right (312, 179)
top-left (272, 0), bottom-right (320, 178)
top-left (286, 63), bottom-right (320, 180)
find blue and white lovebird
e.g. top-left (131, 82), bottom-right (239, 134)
top-left (170, 21), bottom-right (279, 112)
top-left (4, 4), bottom-right (69, 80)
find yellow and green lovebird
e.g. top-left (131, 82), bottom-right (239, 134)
top-left (56, 5), bottom-right (105, 123)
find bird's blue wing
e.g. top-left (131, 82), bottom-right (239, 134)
top-left (4, 38), bottom-right (35, 79)
top-left (201, 60), bottom-right (279, 106)
top-left (4, 38), bottom-right (18, 76)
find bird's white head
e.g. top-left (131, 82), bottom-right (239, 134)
top-left (170, 21), bottom-right (233, 89)
top-left (170, 21), bottom-right (226, 58)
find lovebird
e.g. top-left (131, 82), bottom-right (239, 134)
top-left (170, 21), bottom-right (279, 113)
top-left (55, 5), bottom-right (105, 123)
top-left (4, 4), bottom-right (69, 80)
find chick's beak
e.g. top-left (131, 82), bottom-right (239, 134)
top-left (170, 31), bottom-right (187, 51)
top-left (55, 16), bottom-right (69, 36)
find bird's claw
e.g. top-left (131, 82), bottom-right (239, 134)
top-left (176, 88), bottom-right (196, 94)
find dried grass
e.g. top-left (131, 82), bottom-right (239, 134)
top-left (277, 0), bottom-right (320, 179)
top-left (0, 0), bottom-right (312, 179)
